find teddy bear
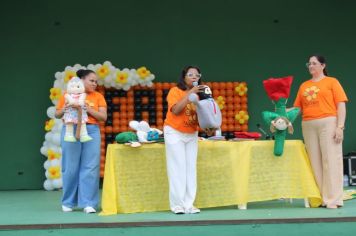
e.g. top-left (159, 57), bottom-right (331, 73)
top-left (270, 116), bottom-right (294, 134)
top-left (63, 77), bottom-right (92, 142)
top-left (129, 120), bottom-right (163, 142)
top-left (188, 84), bottom-right (222, 136)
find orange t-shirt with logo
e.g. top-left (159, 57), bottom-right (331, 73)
top-left (293, 76), bottom-right (348, 121)
top-left (56, 91), bottom-right (107, 124)
top-left (164, 87), bottom-right (199, 133)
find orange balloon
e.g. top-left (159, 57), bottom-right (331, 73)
top-left (226, 82), bottom-right (233, 89)
top-left (127, 90), bottom-right (134, 98)
top-left (212, 82), bottom-right (220, 90)
top-left (105, 126), bottom-right (113, 133)
top-left (127, 96), bottom-right (134, 106)
top-left (155, 83), bottom-right (162, 90)
top-left (242, 124), bottom-right (248, 131)
top-left (120, 125), bottom-right (127, 132)
top-left (219, 90), bottom-right (226, 97)
top-left (120, 104), bottom-right (127, 112)
top-left (234, 124), bottom-right (242, 131)
top-left (142, 97), bottom-right (149, 104)
top-left (235, 103), bottom-right (241, 110)
top-left (226, 89), bottom-right (233, 96)
top-left (142, 111), bottom-right (149, 120)
top-left (120, 111), bottom-right (127, 119)
top-left (119, 97), bottom-right (127, 104)
top-left (113, 112), bottom-right (120, 119)
top-left (205, 82), bottom-right (212, 88)
top-left (227, 118), bottom-right (235, 125)
top-left (113, 119), bottom-right (120, 126)
top-left (156, 89), bottom-right (163, 97)
top-left (113, 126), bottom-right (120, 133)
top-left (241, 103), bottom-right (248, 111)
top-left (213, 89), bottom-right (220, 97)
top-left (127, 111), bottom-right (134, 120)
top-left (156, 97), bottom-right (163, 104)
top-left (241, 96), bottom-right (248, 104)
top-left (233, 96), bottom-right (241, 104)
top-left (228, 124), bottom-right (235, 131)
top-left (162, 82), bottom-right (170, 90)
top-left (121, 118), bottom-right (128, 125)
top-left (157, 118), bottom-right (164, 126)
top-left (227, 104), bottom-right (234, 111)
top-left (112, 97), bottom-right (120, 104)
top-left (221, 124), bottom-right (228, 132)
top-left (219, 82), bottom-right (226, 90)
top-left (227, 110), bottom-right (234, 117)
top-left (157, 112), bottom-right (163, 119)
top-left (156, 105), bottom-right (163, 112)
top-left (226, 96), bottom-right (234, 103)
top-left (127, 104), bottom-right (134, 112)
top-left (222, 117), bottom-right (228, 125)
top-left (100, 126), bottom-right (105, 133)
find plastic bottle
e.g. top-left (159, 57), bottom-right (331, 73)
top-left (343, 175), bottom-right (349, 187)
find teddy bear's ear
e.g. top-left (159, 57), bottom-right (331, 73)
top-left (129, 120), bottom-right (139, 130)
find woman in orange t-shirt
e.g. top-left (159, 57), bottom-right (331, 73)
top-left (293, 55), bottom-right (348, 209)
top-left (164, 66), bottom-right (208, 214)
top-left (55, 69), bottom-right (107, 214)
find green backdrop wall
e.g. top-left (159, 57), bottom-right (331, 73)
top-left (0, 0), bottom-right (355, 190)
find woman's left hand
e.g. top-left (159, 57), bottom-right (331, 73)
top-left (334, 127), bottom-right (344, 143)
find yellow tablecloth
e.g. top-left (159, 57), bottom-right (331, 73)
top-left (100, 140), bottom-right (321, 215)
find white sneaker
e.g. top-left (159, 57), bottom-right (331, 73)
top-left (62, 205), bottom-right (73, 212)
top-left (172, 206), bottom-right (185, 214)
top-left (83, 206), bottom-right (96, 214)
top-left (185, 206), bottom-right (200, 214)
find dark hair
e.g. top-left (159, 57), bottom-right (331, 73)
top-left (177, 65), bottom-right (202, 91)
top-left (309, 54), bottom-right (328, 76)
top-left (76, 69), bottom-right (95, 79)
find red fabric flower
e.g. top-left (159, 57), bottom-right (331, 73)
top-left (263, 76), bottom-right (293, 101)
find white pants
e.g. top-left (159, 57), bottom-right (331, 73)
top-left (164, 125), bottom-right (198, 210)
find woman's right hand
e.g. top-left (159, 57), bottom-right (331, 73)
top-left (188, 85), bottom-right (206, 95)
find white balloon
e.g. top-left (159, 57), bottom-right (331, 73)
top-left (40, 146), bottom-right (48, 156)
top-left (45, 132), bottom-right (53, 142)
top-left (52, 179), bottom-right (63, 189)
top-left (54, 72), bottom-right (62, 80)
top-left (52, 133), bottom-right (61, 146)
top-left (43, 160), bottom-right (51, 169)
top-left (43, 179), bottom-right (54, 191)
top-left (52, 146), bottom-right (61, 154)
top-left (45, 170), bottom-right (50, 179)
top-left (50, 159), bottom-right (60, 167)
top-left (47, 106), bottom-right (56, 119)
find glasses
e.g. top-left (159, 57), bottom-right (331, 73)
top-left (186, 73), bottom-right (202, 79)
top-left (306, 62), bottom-right (322, 68)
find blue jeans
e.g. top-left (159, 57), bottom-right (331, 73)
top-left (60, 124), bottom-right (101, 208)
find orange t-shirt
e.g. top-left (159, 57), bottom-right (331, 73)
top-left (164, 87), bottom-right (199, 133)
top-left (293, 76), bottom-right (348, 121)
top-left (56, 91), bottom-right (107, 124)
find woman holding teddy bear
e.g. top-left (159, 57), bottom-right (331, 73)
top-left (55, 69), bottom-right (107, 214)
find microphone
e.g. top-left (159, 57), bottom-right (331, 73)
top-left (256, 123), bottom-right (272, 140)
top-left (192, 81), bottom-right (198, 87)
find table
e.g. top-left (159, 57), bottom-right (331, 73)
top-left (100, 140), bottom-right (321, 215)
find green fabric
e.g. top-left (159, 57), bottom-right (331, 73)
top-left (262, 98), bottom-right (300, 156)
top-left (115, 132), bottom-right (138, 143)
